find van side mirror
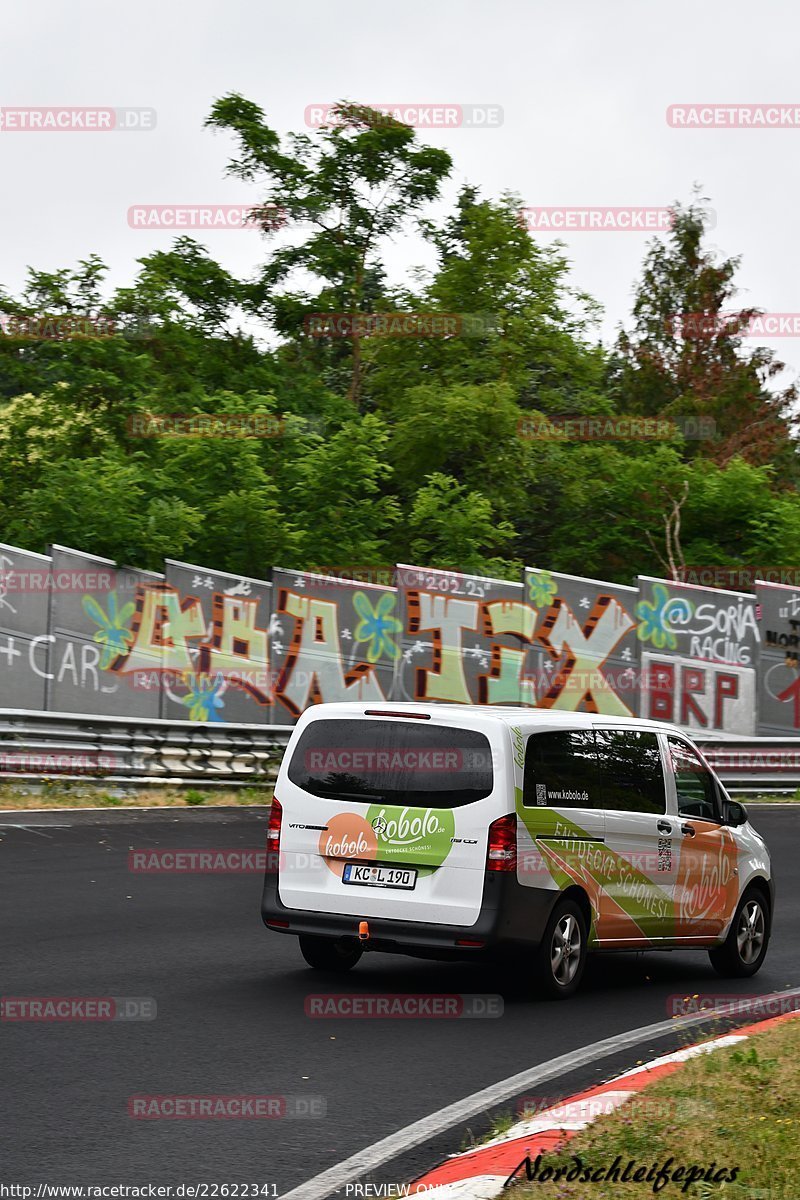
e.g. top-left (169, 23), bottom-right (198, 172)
top-left (723, 799), bottom-right (748, 827)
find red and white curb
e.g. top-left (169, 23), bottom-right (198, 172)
top-left (407, 1010), bottom-right (800, 1199)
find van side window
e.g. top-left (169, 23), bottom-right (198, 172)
top-left (523, 730), bottom-right (599, 809)
top-left (594, 729), bottom-right (666, 815)
top-left (668, 738), bottom-right (720, 822)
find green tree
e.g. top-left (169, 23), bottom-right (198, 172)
top-left (364, 188), bottom-right (607, 416)
top-left (287, 415), bottom-right (400, 566)
top-left (406, 473), bottom-right (518, 577)
top-left (610, 198), bottom-right (797, 479)
top-left (206, 97), bottom-right (452, 407)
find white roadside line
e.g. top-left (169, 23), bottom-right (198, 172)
top-left (279, 986), bottom-right (800, 1200)
top-left (0, 823), bottom-right (72, 836)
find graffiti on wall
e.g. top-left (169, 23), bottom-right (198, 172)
top-left (0, 541), bottom-right (52, 710)
top-left (271, 568), bottom-right (400, 721)
top-left (153, 560), bottom-right (273, 724)
top-left (392, 565), bottom-right (640, 714)
top-left (525, 568), bottom-right (639, 715)
top-left (394, 564), bottom-right (536, 706)
top-left (756, 581), bottom-right (800, 734)
top-left (0, 540), bottom-right (788, 738)
top-left (637, 576), bottom-right (759, 735)
top-left (46, 545), bottom-right (165, 718)
top-left (93, 559), bottom-right (275, 724)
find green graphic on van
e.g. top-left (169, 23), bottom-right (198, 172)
top-left (366, 804), bottom-right (455, 867)
top-left (515, 788), bottom-right (674, 942)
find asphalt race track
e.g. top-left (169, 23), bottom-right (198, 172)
top-left (2, 807), bottom-right (797, 1192)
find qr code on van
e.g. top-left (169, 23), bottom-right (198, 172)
top-left (536, 784), bottom-right (547, 806)
top-left (657, 838), bottom-right (672, 872)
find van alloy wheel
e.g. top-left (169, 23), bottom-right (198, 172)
top-left (709, 887), bottom-right (770, 978)
top-left (534, 898), bottom-right (588, 999)
top-left (552, 913), bottom-right (582, 986)
top-left (736, 899), bottom-right (765, 966)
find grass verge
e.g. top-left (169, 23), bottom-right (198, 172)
top-left (513, 1016), bottom-right (800, 1199)
top-left (740, 790), bottom-right (800, 804)
top-left (0, 783), bottom-right (273, 809)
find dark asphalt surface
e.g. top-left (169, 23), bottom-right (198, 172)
top-left (1, 806), bottom-right (797, 1193)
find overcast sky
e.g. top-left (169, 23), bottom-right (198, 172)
top-left (3, 0), bottom-right (799, 374)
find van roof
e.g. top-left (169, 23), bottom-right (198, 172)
top-left (304, 701), bottom-right (688, 740)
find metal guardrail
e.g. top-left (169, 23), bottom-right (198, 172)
top-left (698, 738), bottom-right (800, 791)
top-left (0, 709), bottom-right (293, 786)
top-left (1, 710), bottom-right (799, 792)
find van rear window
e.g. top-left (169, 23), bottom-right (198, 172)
top-left (287, 719), bottom-right (494, 808)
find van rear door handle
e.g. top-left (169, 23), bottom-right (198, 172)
top-left (681, 822), bottom-right (696, 838)
top-left (657, 820), bottom-right (672, 835)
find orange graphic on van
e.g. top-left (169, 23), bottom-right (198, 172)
top-left (319, 813), bottom-right (377, 876)
top-left (674, 824), bottom-right (740, 935)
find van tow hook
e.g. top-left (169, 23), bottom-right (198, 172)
top-left (358, 920), bottom-right (370, 942)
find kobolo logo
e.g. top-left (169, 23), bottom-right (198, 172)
top-left (319, 812), bottom-right (377, 876)
top-left (366, 805), bottom-right (455, 866)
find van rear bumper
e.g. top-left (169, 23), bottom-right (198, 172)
top-left (261, 870), bottom-right (559, 958)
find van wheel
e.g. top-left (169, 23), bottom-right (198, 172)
top-left (299, 934), bottom-right (363, 972)
top-left (709, 889), bottom-right (770, 978)
top-left (534, 898), bottom-right (587, 999)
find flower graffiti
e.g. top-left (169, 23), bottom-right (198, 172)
top-left (179, 672), bottom-right (226, 722)
top-left (636, 582), bottom-right (681, 651)
top-left (527, 570), bottom-right (557, 609)
top-left (352, 591), bottom-right (402, 662)
top-left (82, 592), bottom-right (136, 669)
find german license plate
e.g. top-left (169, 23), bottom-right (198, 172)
top-left (342, 862), bottom-right (417, 890)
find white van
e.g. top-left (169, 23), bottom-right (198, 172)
top-left (262, 702), bottom-right (773, 997)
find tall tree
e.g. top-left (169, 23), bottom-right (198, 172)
top-left (364, 187), bottom-right (607, 416)
top-left (610, 198), bottom-right (798, 478)
top-left (206, 97), bottom-right (452, 408)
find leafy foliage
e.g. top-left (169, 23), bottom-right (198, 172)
top-left (0, 105), bottom-right (797, 584)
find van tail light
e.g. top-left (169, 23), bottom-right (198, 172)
top-left (486, 813), bottom-right (517, 872)
top-left (266, 797), bottom-right (283, 872)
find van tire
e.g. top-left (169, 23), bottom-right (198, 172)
top-left (533, 898), bottom-right (587, 999)
top-left (708, 888), bottom-right (770, 978)
top-left (299, 934), bottom-right (363, 972)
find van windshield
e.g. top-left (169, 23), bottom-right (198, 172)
top-left (287, 719), bottom-right (494, 808)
